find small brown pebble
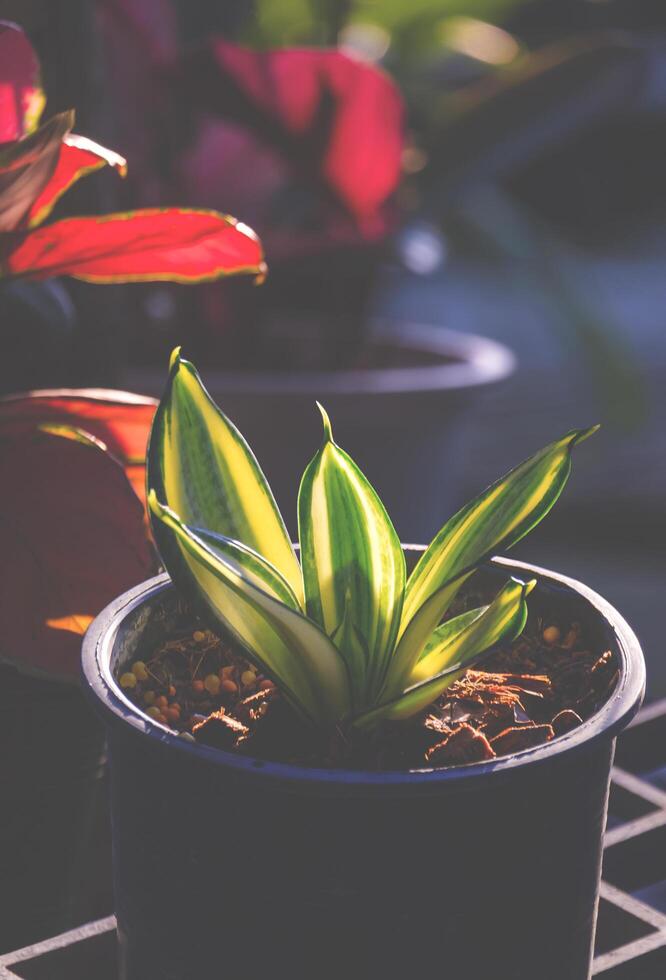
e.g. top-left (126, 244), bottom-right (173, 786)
top-left (191, 679), bottom-right (204, 694)
top-left (542, 626), bottom-right (561, 645)
top-left (425, 724), bottom-right (495, 766)
top-left (204, 673), bottom-right (221, 695)
top-left (221, 678), bottom-right (238, 694)
top-left (258, 679), bottom-right (276, 692)
top-left (193, 630), bottom-right (206, 642)
top-left (491, 724), bottom-right (554, 754)
top-left (551, 709), bottom-right (583, 736)
top-left (192, 710), bottom-right (249, 750)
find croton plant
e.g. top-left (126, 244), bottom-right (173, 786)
top-left (0, 390), bottom-right (158, 680)
top-left (147, 350), bottom-right (597, 732)
top-left (0, 20), bottom-right (266, 680)
top-left (0, 20), bottom-right (265, 283)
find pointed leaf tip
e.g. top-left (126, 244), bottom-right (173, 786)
top-left (574, 424), bottom-right (600, 445)
top-left (169, 347), bottom-right (182, 374)
top-left (316, 402), bottom-right (333, 443)
top-left (511, 575), bottom-right (537, 597)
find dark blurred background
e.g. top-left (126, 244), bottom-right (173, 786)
top-left (2, 0), bottom-right (665, 692)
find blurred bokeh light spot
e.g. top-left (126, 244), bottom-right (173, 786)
top-left (144, 287), bottom-right (176, 324)
top-left (397, 222), bottom-right (447, 276)
top-left (402, 145), bottom-right (428, 175)
top-left (339, 23), bottom-right (391, 63)
top-left (440, 17), bottom-right (520, 66)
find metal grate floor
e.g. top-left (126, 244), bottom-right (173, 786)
top-left (2, 700), bottom-right (666, 980)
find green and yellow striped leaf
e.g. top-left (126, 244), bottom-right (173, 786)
top-left (148, 494), bottom-right (350, 727)
top-left (330, 589), bottom-right (373, 713)
top-left (298, 404), bottom-right (405, 708)
top-left (400, 426), bottom-right (598, 635)
top-left (379, 571), bottom-right (470, 701)
top-left (410, 577), bottom-right (536, 684)
top-left (192, 526), bottom-right (301, 611)
top-left (356, 577), bottom-right (535, 730)
top-left (147, 349), bottom-right (303, 605)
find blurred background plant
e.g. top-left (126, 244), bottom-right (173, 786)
top-left (1, 0), bottom-right (664, 676)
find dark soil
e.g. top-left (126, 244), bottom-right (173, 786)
top-left (116, 607), bottom-right (618, 770)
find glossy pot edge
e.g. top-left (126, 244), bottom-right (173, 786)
top-left (82, 551), bottom-right (645, 791)
top-left (125, 323), bottom-right (515, 398)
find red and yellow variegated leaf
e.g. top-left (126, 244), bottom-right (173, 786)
top-left (0, 20), bottom-right (45, 142)
top-left (0, 425), bottom-right (156, 680)
top-left (4, 208), bottom-right (266, 282)
top-left (0, 110), bottom-right (73, 233)
top-left (0, 388), bottom-right (156, 505)
top-left (27, 134), bottom-right (128, 228)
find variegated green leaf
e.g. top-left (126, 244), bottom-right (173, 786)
top-left (410, 577), bottom-right (536, 684)
top-left (298, 404), bottom-right (405, 708)
top-left (192, 526), bottom-right (301, 611)
top-left (379, 571), bottom-right (470, 701)
top-left (356, 577), bottom-right (535, 730)
top-left (330, 589), bottom-right (372, 713)
top-left (355, 664), bottom-right (467, 732)
top-left (400, 426), bottom-right (598, 635)
top-left (147, 348), bottom-right (304, 605)
top-left (148, 493), bottom-right (350, 727)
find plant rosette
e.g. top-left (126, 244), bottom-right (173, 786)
top-left (82, 353), bottom-right (645, 980)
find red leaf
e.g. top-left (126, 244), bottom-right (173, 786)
top-left (177, 43), bottom-right (404, 227)
top-left (27, 134), bottom-right (127, 228)
top-left (0, 20), bottom-right (45, 142)
top-left (0, 110), bottom-right (73, 233)
top-left (0, 427), bottom-right (155, 679)
top-left (4, 207), bottom-right (266, 282)
top-left (0, 389), bottom-right (156, 505)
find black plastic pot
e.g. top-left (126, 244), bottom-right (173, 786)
top-left (82, 551), bottom-right (645, 980)
top-left (0, 664), bottom-right (108, 952)
top-left (124, 324), bottom-right (514, 540)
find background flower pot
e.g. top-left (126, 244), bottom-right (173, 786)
top-left (0, 394), bottom-right (158, 951)
top-left (0, 665), bottom-right (108, 952)
top-left (124, 323), bottom-right (514, 540)
top-left (82, 550), bottom-right (645, 980)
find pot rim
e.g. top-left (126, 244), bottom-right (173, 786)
top-left (82, 552), bottom-right (645, 789)
top-left (125, 323), bottom-right (515, 397)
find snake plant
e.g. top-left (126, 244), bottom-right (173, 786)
top-left (147, 349), bottom-right (597, 732)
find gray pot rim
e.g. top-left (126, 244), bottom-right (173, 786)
top-left (82, 551), bottom-right (645, 790)
top-left (126, 323), bottom-right (515, 397)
